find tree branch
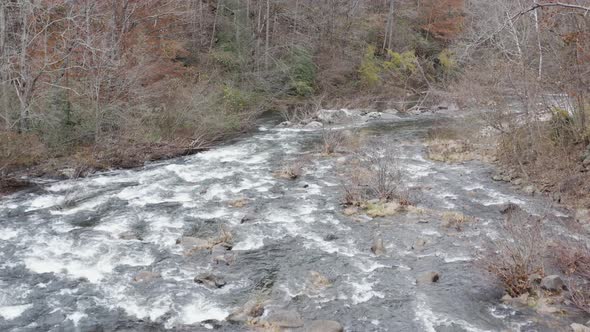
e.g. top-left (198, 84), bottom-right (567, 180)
top-left (511, 2), bottom-right (590, 21)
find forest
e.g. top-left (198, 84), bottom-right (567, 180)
top-left (1, 0), bottom-right (590, 331)
top-left (1, 0), bottom-right (588, 192)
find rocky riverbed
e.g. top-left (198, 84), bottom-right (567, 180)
top-left (0, 109), bottom-right (586, 331)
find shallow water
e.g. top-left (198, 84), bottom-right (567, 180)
top-left (0, 112), bottom-right (575, 331)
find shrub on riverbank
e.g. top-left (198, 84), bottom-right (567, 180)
top-left (483, 206), bottom-right (545, 297)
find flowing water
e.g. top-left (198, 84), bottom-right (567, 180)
top-left (0, 112), bottom-right (576, 331)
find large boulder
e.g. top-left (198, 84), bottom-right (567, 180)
top-left (265, 310), bottom-right (304, 328)
top-left (306, 320), bottom-right (344, 332)
top-left (541, 275), bottom-right (564, 291)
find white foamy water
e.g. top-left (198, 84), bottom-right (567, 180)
top-left (0, 304), bottom-right (32, 320)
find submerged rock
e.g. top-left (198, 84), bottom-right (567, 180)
top-left (265, 310), bottom-right (304, 328)
top-left (227, 299), bottom-right (265, 323)
top-left (306, 320), bottom-right (343, 332)
top-left (412, 238), bottom-right (427, 250)
top-left (309, 271), bottom-right (332, 288)
top-left (177, 236), bottom-right (210, 254)
top-left (119, 231), bottom-right (142, 241)
top-left (194, 273), bottom-right (226, 288)
top-left (132, 271), bottom-right (161, 283)
top-left (541, 275), bottom-right (564, 291)
top-left (417, 271), bottom-right (440, 284)
top-left (371, 237), bottom-right (386, 256)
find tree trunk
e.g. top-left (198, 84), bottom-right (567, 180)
top-left (265, 0), bottom-right (270, 69)
top-left (382, 0), bottom-right (395, 51)
top-left (0, 2), bottom-right (8, 130)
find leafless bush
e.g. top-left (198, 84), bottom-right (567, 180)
top-left (321, 128), bottom-right (346, 154)
top-left (483, 206), bottom-right (545, 297)
top-left (570, 281), bottom-right (590, 315)
top-left (340, 144), bottom-right (405, 204)
top-left (275, 157), bottom-right (307, 180)
top-left (280, 95), bottom-right (324, 124)
top-left (555, 242), bottom-right (590, 279)
top-left (364, 147), bottom-right (403, 201)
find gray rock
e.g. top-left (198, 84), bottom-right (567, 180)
top-left (571, 323), bottom-right (590, 332)
top-left (371, 237), bottom-right (386, 256)
top-left (417, 271), bottom-right (440, 284)
top-left (583, 157), bottom-right (590, 168)
top-left (318, 109), bottom-right (350, 123)
top-left (277, 121), bottom-right (292, 127)
top-left (492, 174), bottom-right (503, 181)
top-left (512, 178), bottom-right (523, 186)
top-left (366, 112), bottom-right (382, 119)
top-left (240, 214), bottom-right (255, 223)
top-left (541, 275), bottom-right (564, 291)
top-left (194, 273), bottom-right (226, 288)
top-left (306, 320), bottom-right (344, 332)
top-left (304, 121), bottom-right (323, 129)
top-left (212, 253), bottom-right (234, 265)
top-left (323, 234), bottom-right (338, 241)
top-left (530, 273), bottom-right (542, 284)
top-left (266, 310), bottom-right (304, 328)
top-left (132, 271), bottom-right (161, 283)
top-left (60, 168), bottom-right (77, 179)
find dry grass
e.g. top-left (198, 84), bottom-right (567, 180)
top-left (441, 211), bottom-right (472, 230)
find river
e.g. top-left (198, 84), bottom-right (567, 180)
top-left (0, 111), bottom-right (576, 331)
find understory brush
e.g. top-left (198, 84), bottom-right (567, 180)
top-left (554, 242), bottom-right (590, 314)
